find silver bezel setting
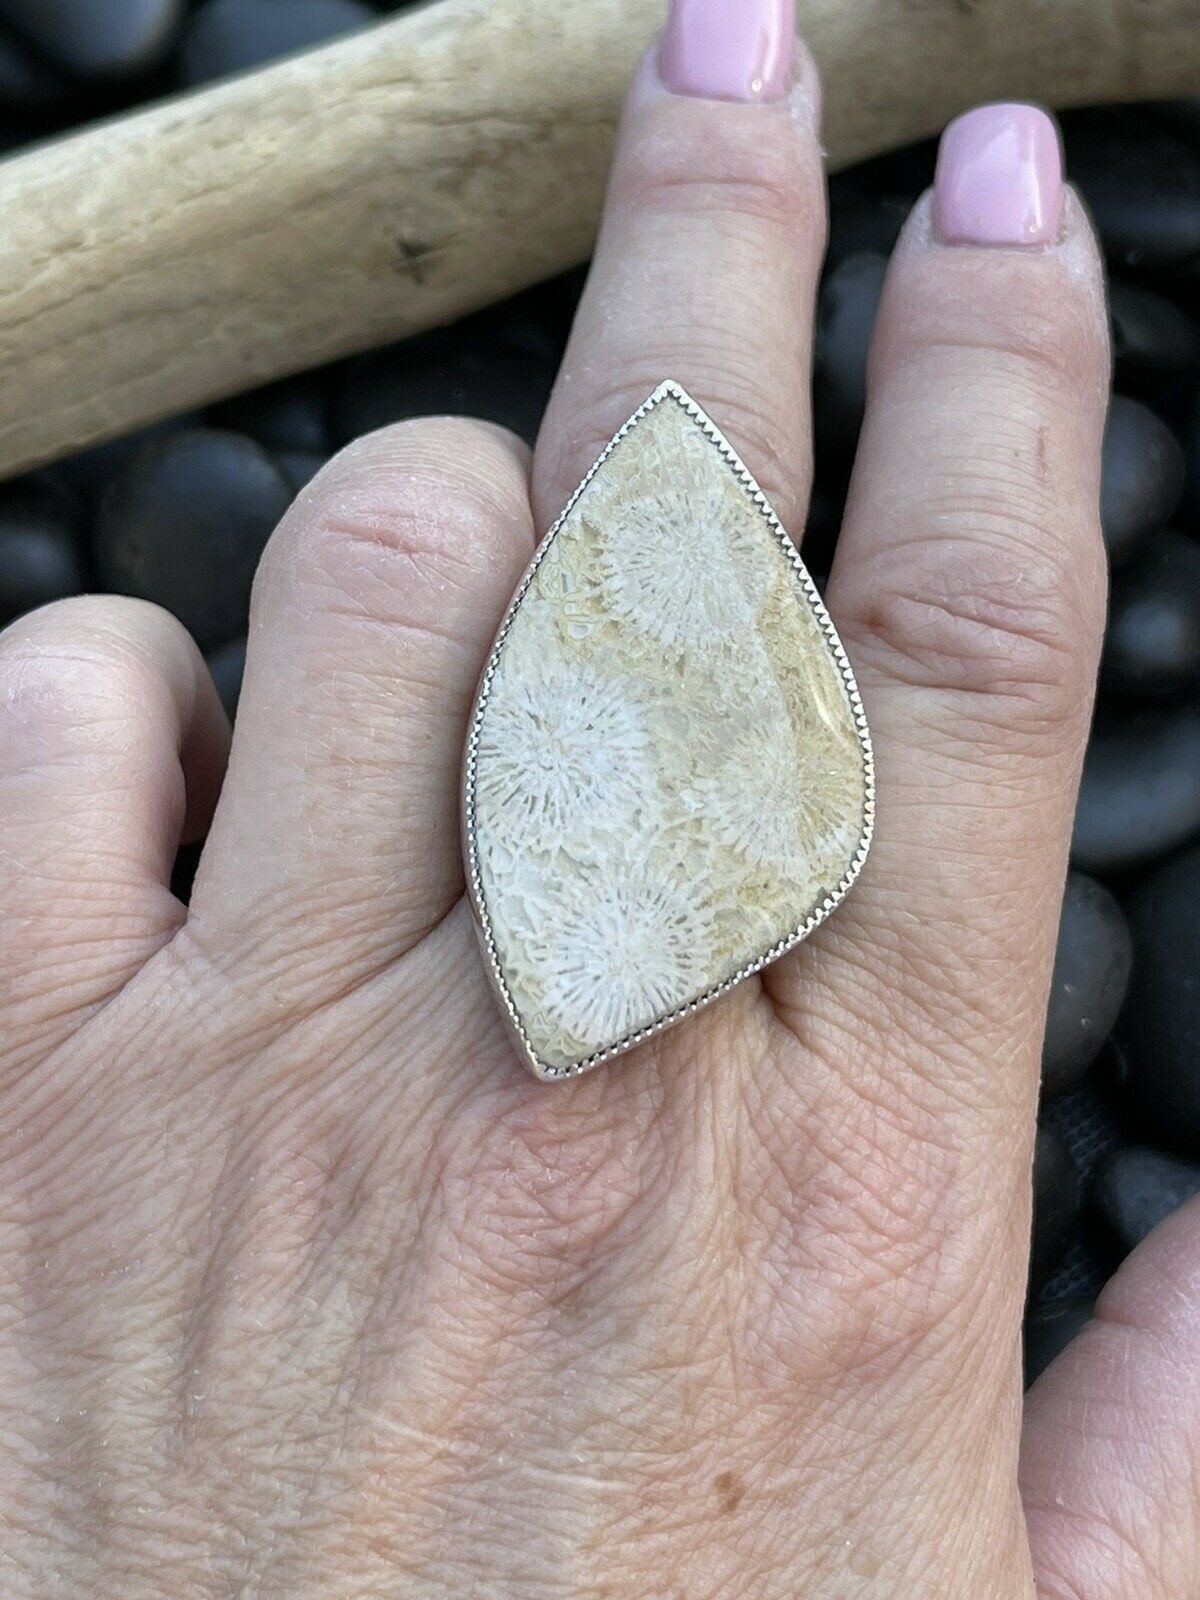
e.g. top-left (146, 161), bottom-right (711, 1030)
top-left (462, 382), bottom-right (875, 1081)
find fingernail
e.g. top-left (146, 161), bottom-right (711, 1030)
top-left (934, 103), bottom-right (1064, 247)
top-left (658, 0), bottom-right (795, 104)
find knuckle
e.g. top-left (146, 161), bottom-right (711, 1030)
top-left (258, 417), bottom-right (533, 615)
top-left (428, 1073), bottom-right (673, 1304)
top-left (544, 373), bottom-right (808, 532)
top-left (314, 416), bottom-right (531, 534)
top-left (745, 1067), bottom-right (1010, 1387)
top-left (0, 596), bottom-right (190, 750)
top-left (2, 592), bottom-right (191, 666)
top-left (878, 228), bottom-right (1110, 401)
top-left (616, 93), bottom-right (823, 239)
top-left (841, 530), bottom-right (1105, 729)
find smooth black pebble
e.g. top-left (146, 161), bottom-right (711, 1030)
top-left (55, 413), bottom-right (203, 503)
top-left (849, 136), bottom-right (938, 202)
top-left (213, 374), bottom-right (330, 456)
top-left (0, 478), bottom-right (86, 622)
top-left (1097, 1146), bottom-right (1200, 1254)
top-left (1109, 279), bottom-right (1200, 393)
top-left (0, 0), bottom-right (185, 78)
top-left (1100, 396), bottom-right (1186, 566)
top-left (181, 0), bottom-right (375, 84)
top-left (1184, 384), bottom-right (1200, 524)
top-left (0, 25), bottom-right (69, 112)
top-left (1032, 1128), bottom-right (1081, 1290)
top-left (487, 281), bottom-right (573, 369)
top-left (334, 318), bottom-right (556, 448)
top-left (813, 251), bottom-right (887, 460)
top-left (1024, 1298), bottom-right (1094, 1387)
top-left (1043, 873), bottom-right (1133, 1098)
top-left (277, 451), bottom-right (328, 495)
top-left (1065, 109), bottom-right (1200, 278)
top-left (1154, 98), bottom-right (1200, 143)
top-left (1119, 845), bottom-right (1200, 1154)
top-left (1072, 706), bottom-right (1200, 873)
top-left (206, 635), bottom-right (246, 723)
top-left (826, 172), bottom-right (909, 271)
top-left (1102, 529), bottom-right (1200, 698)
top-left (95, 429), bottom-right (292, 651)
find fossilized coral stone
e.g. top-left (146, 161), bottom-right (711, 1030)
top-left (463, 383), bottom-right (873, 1079)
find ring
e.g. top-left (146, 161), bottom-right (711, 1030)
top-left (462, 383), bottom-right (874, 1080)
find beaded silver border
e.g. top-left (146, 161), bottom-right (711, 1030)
top-left (461, 382), bottom-right (875, 1081)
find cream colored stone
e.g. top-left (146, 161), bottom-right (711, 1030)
top-left (463, 384), bottom-right (873, 1079)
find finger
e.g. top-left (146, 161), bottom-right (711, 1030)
top-left (534, 0), bottom-right (823, 538)
top-left (0, 596), bottom-right (229, 1062)
top-left (1021, 1197), bottom-right (1200, 1599)
top-left (773, 109), bottom-right (1110, 1077)
top-left (753, 111), bottom-right (1109, 1551)
top-left (189, 421), bottom-right (535, 983)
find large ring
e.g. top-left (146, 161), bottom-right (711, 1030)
top-left (462, 383), bottom-right (873, 1080)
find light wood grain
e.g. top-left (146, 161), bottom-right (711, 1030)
top-left (0, 0), bottom-right (1197, 477)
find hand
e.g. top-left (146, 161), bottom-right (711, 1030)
top-left (4, 4), bottom-right (1198, 1595)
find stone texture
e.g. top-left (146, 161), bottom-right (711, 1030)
top-left (464, 385), bottom-right (872, 1078)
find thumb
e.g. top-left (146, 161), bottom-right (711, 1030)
top-left (1021, 1195), bottom-right (1200, 1598)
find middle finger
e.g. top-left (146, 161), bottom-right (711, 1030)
top-left (535, 0), bottom-right (823, 538)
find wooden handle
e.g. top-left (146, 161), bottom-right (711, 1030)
top-left (0, 0), bottom-right (1197, 479)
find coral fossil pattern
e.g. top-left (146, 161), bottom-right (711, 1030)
top-left (475, 665), bottom-right (650, 851)
top-left (535, 858), bottom-right (717, 1051)
top-left (467, 387), bottom-right (872, 1076)
top-left (599, 480), bottom-right (778, 653)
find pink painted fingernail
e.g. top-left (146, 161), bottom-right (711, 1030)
top-left (658, 0), bottom-right (795, 104)
top-left (934, 103), bottom-right (1064, 247)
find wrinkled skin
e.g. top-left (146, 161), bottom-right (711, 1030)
top-left (3, 44), bottom-right (1199, 1600)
